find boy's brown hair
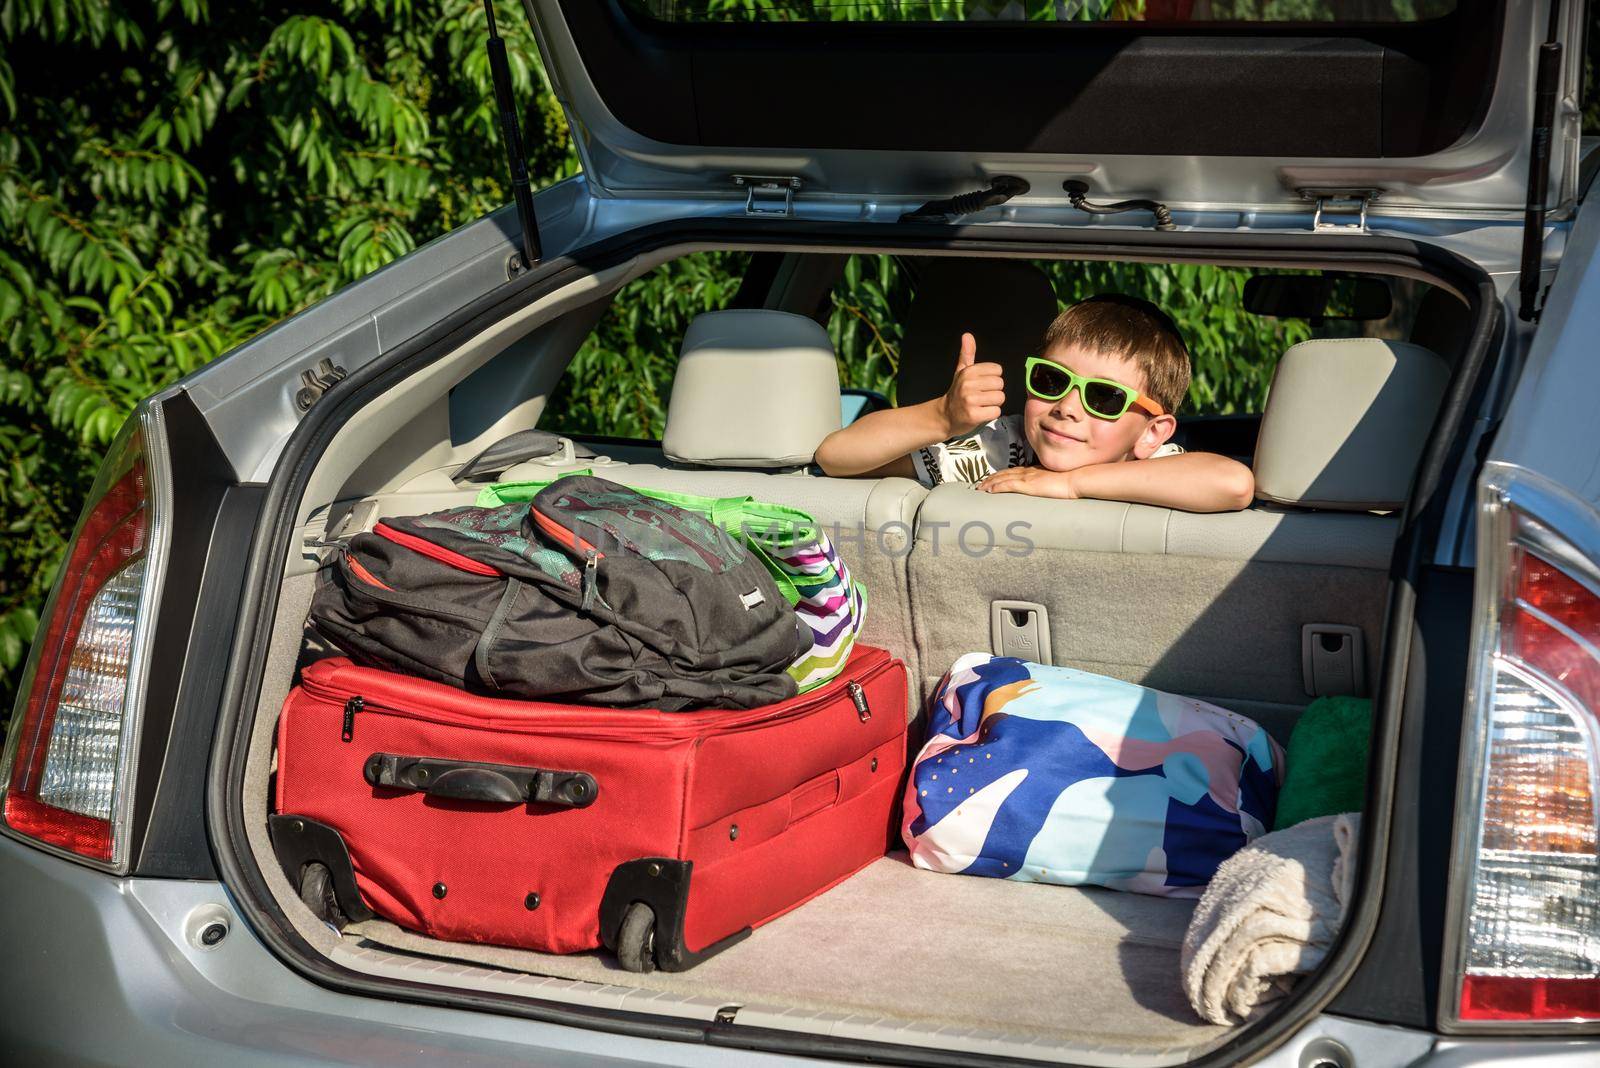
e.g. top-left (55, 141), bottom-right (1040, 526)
top-left (1041, 294), bottom-right (1190, 415)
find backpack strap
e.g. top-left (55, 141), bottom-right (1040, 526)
top-left (453, 430), bottom-right (573, 483)
top-left (473, 576), bottom-right (525, 689)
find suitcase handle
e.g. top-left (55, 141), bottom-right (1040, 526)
top-left (364, 752), bottom-right (598, 808)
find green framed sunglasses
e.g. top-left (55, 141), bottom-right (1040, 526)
top-left (1023, 357), bottom-right (1165, 420)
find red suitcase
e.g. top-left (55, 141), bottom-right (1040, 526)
top-left (270, 645), bottom-right (906, 971)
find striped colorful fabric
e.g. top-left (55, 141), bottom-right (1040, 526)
top-left (771, 527), bottom-right (867, 691)
top-left (478, 475), bottom-right (867, 693)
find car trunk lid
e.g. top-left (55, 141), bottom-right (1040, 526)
top-left (513, 0), bottom-right (1583, 228)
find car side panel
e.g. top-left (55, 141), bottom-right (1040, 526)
top-left (0, 835), bottom-right (796, 1067)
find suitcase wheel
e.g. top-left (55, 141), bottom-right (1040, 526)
top-left (616, 901), bottom-right (657, 974)
top-left (298, 862), bottom-right (347, 928)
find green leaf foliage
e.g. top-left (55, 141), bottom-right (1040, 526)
top-left (1, 0), bottom-right (1361, 737)
top-left (0, 0), bottom-right (578, 725)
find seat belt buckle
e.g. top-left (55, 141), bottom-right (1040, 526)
top-left (991, 601), bottom-right (1052, 664)
top-left (1302, 623), bottom-right (1365, 697)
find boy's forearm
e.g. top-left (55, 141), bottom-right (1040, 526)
top-left (1069, 453), bottom-right (1255, 513)
top-left (814, 399), bottom-right (951, 476)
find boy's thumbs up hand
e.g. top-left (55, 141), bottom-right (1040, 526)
top-left (940, 332), bottom-right (1006, 438)
top-left (955, 331), bottom-right (977, 369)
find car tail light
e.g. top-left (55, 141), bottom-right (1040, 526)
top-left (1446, 463), bottom-right (1600, 1025)
top-left (0, 408), bottom-right (170, 871)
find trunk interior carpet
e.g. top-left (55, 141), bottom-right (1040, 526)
top-left (343, 853), bottom-right (1227, 1054)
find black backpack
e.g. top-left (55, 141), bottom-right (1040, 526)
top-left (309, 476), bottom-right (810, 710)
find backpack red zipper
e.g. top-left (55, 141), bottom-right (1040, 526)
top-left (373, 522), bottom-right (503, 577)
top-left (344, 554), bottom-right (394, 591)
top-left (529, 506), bottom-right (603, 559)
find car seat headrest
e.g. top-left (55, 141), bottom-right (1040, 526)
top-left (1254, 338), bottom-right (1449, 512)
top-left (662, 309), bottom-right (841, 469)
top-left (898, 259), bottom-right (1059, 414)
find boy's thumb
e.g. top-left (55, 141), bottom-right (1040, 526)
top-left (956, 332), bottom-right (977, 370)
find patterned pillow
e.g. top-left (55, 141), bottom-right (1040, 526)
top-left (904, 653), bottom-right (1284, 897)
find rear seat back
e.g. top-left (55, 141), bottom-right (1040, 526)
top-left (906, 337), bottom-right (1450, 740)
top-left (905, 491), bottom-right (1393, 737)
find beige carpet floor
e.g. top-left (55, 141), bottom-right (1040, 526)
top-left (348, 853), bottom-right (1226, 1053)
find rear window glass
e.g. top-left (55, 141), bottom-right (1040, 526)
top-left (540, 251), bottom-right (1433, 443)
top-left (827, 257), bottom-right (1319, 418)
top-left (1051, 262), bottom-right (1302, 416)
top-left (626, 0), bottom-right (1457, 24)
top-left (539, 251), bottom-right (751, 441)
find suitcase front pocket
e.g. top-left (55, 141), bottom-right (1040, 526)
top-left (684, 749), bottom-right (887, 868)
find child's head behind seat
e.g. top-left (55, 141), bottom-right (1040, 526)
top-left (1023, 294), bottom-right (1189, 473)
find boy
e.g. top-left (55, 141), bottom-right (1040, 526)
top-left (814, 295), bottom-right (1254, 513)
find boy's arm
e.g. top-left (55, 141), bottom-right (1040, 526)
top-left (814, 333), bottom-right (1004, 478)
top-left (813, 401), bottom-right (948, 478)
top-left (977, 452), bottom-right (1256, 513)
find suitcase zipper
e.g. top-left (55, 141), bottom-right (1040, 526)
top-left (303, 651), bottom-right (895, 742)
top-left (847, 680), bottom-right (870, 721)
top-left (342, 696), bottom-right (363, 742)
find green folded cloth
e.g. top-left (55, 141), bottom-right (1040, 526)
top-left (1272, 695), bottom-right (1372, 831)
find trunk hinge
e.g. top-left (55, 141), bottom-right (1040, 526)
top-left (734, 175), bottom-right (801, 217)
top-left (1518, 0), bottom-right (1566, 322)
top-left (1300, 189), bottom-right (1382, 233)
top-left (483, 0), bottom-right (540, 275)
top-left (293, 358), bottom-right (348, 412)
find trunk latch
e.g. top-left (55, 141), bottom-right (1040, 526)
top-left (1301, 188), bottom-right (1381, 233)
top-left (734, 175), bottom-right (801, 217)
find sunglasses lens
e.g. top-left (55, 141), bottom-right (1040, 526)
top-left (1028, 362), bottom-right (1071, 398)
top-left (1082, 380), bottom-right (1133, 418)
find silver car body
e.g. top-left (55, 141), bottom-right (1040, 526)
top-left (5, 0), bottom-right (1600, 1063)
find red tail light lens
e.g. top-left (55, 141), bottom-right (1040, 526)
top-left (0, 412), bottom-right (168, 870)
top-left (1449, 465), bottom-right (1600, 1025)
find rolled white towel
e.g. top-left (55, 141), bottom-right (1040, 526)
top-left (1180, 813), bottom-right (1360, 1025)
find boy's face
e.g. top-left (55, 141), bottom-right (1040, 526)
top-left (1021, 345), bottom-right (1177, 472)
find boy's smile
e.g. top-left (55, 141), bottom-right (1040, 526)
top-left (1022, 345), bottom-right (1175, 471)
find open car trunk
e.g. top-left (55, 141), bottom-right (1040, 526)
top-left (221, 233), bottom-right (1498, 1066)
top-left (245, 469), bottom-right (1233, 1064)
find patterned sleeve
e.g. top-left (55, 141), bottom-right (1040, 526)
top-left (912, 417), bottom-right (1022, 487)
top-left (911, 443), bottom-right (944, 487)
